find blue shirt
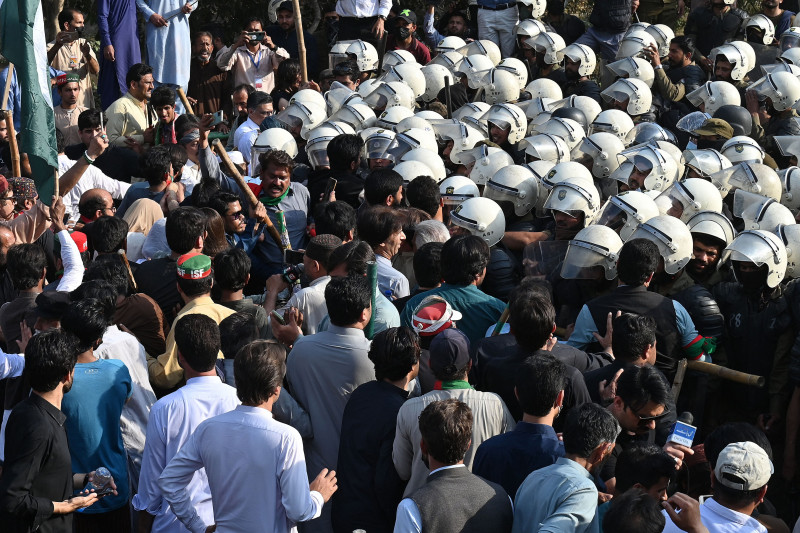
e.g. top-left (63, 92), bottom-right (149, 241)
top-left (400, 284), bottom-right (507, 345)
top-left (116, 182), bottom-right (166, 219)
top-left (473, 422), bottom-right (565, 499)
top-left (512, 457), bottom-right (599, 533)
top-left (61, 358), bottom-right (132, 513)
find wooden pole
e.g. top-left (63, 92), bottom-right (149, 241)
top-left (2, 63), bottom-right (13, 110)
top-left (176, 87), bottom-right (194, 116)
top-left (5, 110), bottom-right (20, 177)
top-left (686, 360), bottom-right (766, 388)
top-left (53, 168), bottom-right (59, 198)
top-left (292, 0), bottom-right (308, 83)
top-left (211, 139), bottom-right (284, 249)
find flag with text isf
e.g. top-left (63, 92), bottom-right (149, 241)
top-left (0, 0), bottom-right (58, 204)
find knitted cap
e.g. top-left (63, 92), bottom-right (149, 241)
top-left (177, 252), bottom-right (212, 279)
top-left (305, 234), bottom-right (342, 269)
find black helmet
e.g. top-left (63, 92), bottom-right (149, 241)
top-left (713, 105), bottom-right (753, 138)
top-left (551, 106), bottom-right (588, 132)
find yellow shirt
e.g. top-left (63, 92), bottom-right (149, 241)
top-left (106, 92), bottom-right (149, 146)
top-left (47, 39), bottom-right (97, 109)
top-left (147, 295), bottom-right (235, 389)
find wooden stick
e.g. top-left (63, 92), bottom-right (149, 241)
top-left (176, 87), bottom-right (194, 116)
top-left (211, 139), bottom-right (284, 248)
top-left (491, 305), bottom-right (510, 336)
top-left (671, 359), bottom-right (688, 401)
top-left (2, 63), bottom-right (13, 110)
top-left (444, 77), bottom-right (452, 119)
top-left (5, 110), bottom-right (20, 177)
top-left (53, 168), bottom-right (59, 198)
top-left (686, 360), bottom-right (766, 388)
top-left (118, 250), bottom-right (138, 291)
top-left (292, 0), bottom-right (308, 83)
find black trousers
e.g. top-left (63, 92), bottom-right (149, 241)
top-left (337, 15), bottom-right (382, 49)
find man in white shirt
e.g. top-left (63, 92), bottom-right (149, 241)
top-left (216, 17), bottom-right (289, 92)
top-left (159, 338), bottom-right (338, 533)
top-left (232, 91), bottom-right (274, 165)
top-left (662, 441), bottom-right (773, 533)
top-left (134, 315), bottom-right (239, 533)
top-left (336, 0), bottom-right (391, 48)
top-left (264, 234), bottom-right (342, 335)
top-left (57, 145), bottom-right (130, 223)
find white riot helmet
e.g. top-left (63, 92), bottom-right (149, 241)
top-left (590, 110), bottom-right (635, 144)
top-left (381, 50), bottom-right (416, 71)
top-left (596, 190), bottom-right (660, 240)
top-left (518, 0), bottom-right (547, 18)
top-left (364, 80), bottom-right (416, 110)
top-left (779, 47), bottom-right (800, 66)
top-left (357, 78), bottom-right (381, 97)
top-left (779, 166), bottom-right (800, 210)
top-left (305, 123), bottom-right (354, 169)
top-left (526, 32), bottom-right (566, 65)
top-left (744, 14), bottom-right (776, 45)
top-left (730, 40), bottom-right (757, 73)
top-left (544, 178), bottom-right (601, 225)
top-left (381, 63), bottom-right (426, 100)
top-left (449, 197), bottom-right (506, 246)
top-left (562, 44), bottom-right (596, 77)
top-left (429, 50), bottom-right (464, 72)
top-left (534, 117), bottom-right (585, 155)
top-left (625, 22), bottom-right (651, 35)
top-left (457, 40), bottom-right (502, 66)
top-left (601, 78), bottom-right (652, 116)
top-left (524, 78), bottom-right (564, 100)
top-left (580, 132), bottom-right (625, 178)
top-left (733, 189), bottom-right (796, 233)
top-left (711, 43), bottom-right (750, 82)
top-left (514, 19), bottom-right (548, 40)
top-left (619, 145), bottom-right (678, 192)
top-left (452, 101), bottom-right (491, 121)
top-left (395, 116), bottom-right (433, 135)
top-left (747, 71), bottom-right (800, 111)
top-left (440, 175), bottom-right (480, 205)
top-left (775, 135), bottom-right (800, 162)
top-left (386, 128), bottom-right (439, 161)
top-left (324, 86), bottom-right (364, 115)
top-left (645, 24), bottom-right (675, 57)
top-left (486, 103), bottom-right (527, 144)
top-left (346, 40), bottom-right (379, 71)
top-left (722, 230), bottom-right (787, 288)
top-left (761, 62), bottom-right (800, 76)
top-left (454, 54), bottom-right (495, 89)
top-left (660, 178), bottom-right (723, 223)
top-left (469, 148), bottom-right (516, 186)
top-left (562, 225), bottom-right (624, 280)
top-left (394, 160), bottom-right (434, 185)
top-left (331, 102), bottom-right (377, 131)
top-left (630, 123), bottom-right (677, 146)
top-left (778, 223), bottom-right (800, 278)
top-left (721, 136), bottom-right (766, 165)
top-left (375, 107), bottom-right (414, 129)
top-left (362, 129), bottom-right (396, 162)
top-left (629, 215), bottom-right (695, 274)
top-left (451, 142), bottom-right (497, 167)
top-left (541, 161), bottom-right (595, 191)
top-left (606, 57), bottom-right (655, 88)
top-left (686, 81), bottom-right (742, 115)
top-left (780, 26), bottom-right (800, 51)
top-left (434, 120), bottom-right (485, 164)
top-left (249, 128), bottom-right (299, 176)
top-left (274, 102), bottom-right (327, 140)
top-left (483, 165), bottom-right (540, 216)
top-left (420, 64), bottom-right (456, 103)
top-left (710, 162), bottom-right (783, 200)
top-left (497, 57), bottom-right (529, 90)
top-left (328, 40), bottom-right (353, 70)
top-left (519, 134), bottom-right (571, 164)
top-left (436, 36), bottom-right (467, 54)
top-left (401, 148), bottom-right (447, 183)
top-left (484, 69), bottom-right (523, 104)
top-left (615, 32), bottom-right (658, 60)
top-left (290, 89), bottom-right (326, 112)
top-left (687, 210), bottom-right (737, 249)
top-left (681, 149), bottom-right (732, 179)
top-left (551, 95), bottom-right (602, 124)
top-left (267, 0), bottom-right (284, 23)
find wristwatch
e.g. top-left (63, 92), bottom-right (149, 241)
top-left (378, 14), bottom-right (386, 20)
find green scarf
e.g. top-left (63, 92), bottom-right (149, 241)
top-left (260, 186), bottom-right (290, 206)
top-left (433, 380), bottom-right (473, 390)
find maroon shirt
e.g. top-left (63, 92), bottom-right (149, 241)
top-left (386, 36), bottom-right (431, 65)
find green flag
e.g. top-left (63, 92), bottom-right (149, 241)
top-left (0, 0), bottom-right (58, 204)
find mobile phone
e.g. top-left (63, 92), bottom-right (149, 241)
top-left (284, 248), bottom-right (305, 265)
top-left (95, 486), bottom-right (115, 496)
top-left (246, 31), bottom-right (265, 42)
top-left (323, 177), bottom-right (338, 200)
top-left (210, 110), bottom-right (224, 126)
top-left (270, 310), bottom-right (286, 325)
top-left (65, 31), bottom-right (79, 42)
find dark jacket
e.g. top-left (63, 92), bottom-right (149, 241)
top-left (265, 24), bottom-right (319, 77)
top-left (589, 0), bottom-right (632, 32)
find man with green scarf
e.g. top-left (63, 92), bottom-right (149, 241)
top-left (393, 328), bottom-right (516, 497)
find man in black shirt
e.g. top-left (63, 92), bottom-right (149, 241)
top-left (0, 329), bottom-right (115, 532)
top-left (307, 134), bottom-right (365, 211)
top-left (63, 109), bottom-right (139, 183)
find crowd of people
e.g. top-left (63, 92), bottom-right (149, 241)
top-left (2, 0), bottom-right (800, 531)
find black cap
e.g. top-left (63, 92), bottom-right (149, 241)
top-left (34, 291), bottom-right (72, 320)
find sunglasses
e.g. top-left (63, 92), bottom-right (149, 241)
top-left (227, 210), bottom-right (245, 219)
top-left (626, 402), bottom-right (671, 424)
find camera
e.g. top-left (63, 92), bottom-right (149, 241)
top-left (282, 263), bottom-right (304, 285)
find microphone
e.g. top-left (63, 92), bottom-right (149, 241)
top-left (667, 411), bottom-right (697, 448)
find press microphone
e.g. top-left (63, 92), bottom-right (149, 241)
top-left (667, 411), bottom-right (697, 448)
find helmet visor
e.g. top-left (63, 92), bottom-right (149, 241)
top-left (385, 136), bottom-right (416, 161)
top-left (781, 32), bottom-right (800, 52)
top-left (484, 179), bottom-right (518, 203)
top-left (732, 189), bottom-right (771, 219)
top-left (676, 111), bottom-right (712, 133)
top-left (596, 200), bottom-right (630, 233)
top-left (364, 135), bottom-right (395, 160)
top-left (561, 240), bottom-right (614, 279)
top-left (523, 240), bottom-right (570, 277)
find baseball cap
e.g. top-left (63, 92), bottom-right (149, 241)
top-left (56, 72), bottom-right (81, 86)
top-left (714, 441), bottom-right (773, 491)
top-left (70, 231), bottom-right (88, 253)
top-left (397, 8), bottom-right (417, 25)
top-left (692, 118), bottom-right (734, 140)
top-left (411, 295), bottom-right (462, 337)
top-left (429, 328), bottom-right (470, 377)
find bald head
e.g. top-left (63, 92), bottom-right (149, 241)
top-left (78, 189), bottom-right (114, 221)
top-left (0, 226), bottom-right (16, 268)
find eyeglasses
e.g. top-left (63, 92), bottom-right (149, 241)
top-left (104, 205), bottom-right (117, 214)
top-left (227, 210), bottom-right (245, 219)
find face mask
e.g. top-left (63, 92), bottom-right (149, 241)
top-left (394, 26), bottom-right (411, 40)
top-left (734, 264), bottom-right (768, 293)
top-left (75, 27), bottom-right (85, 37)
top-left (696, 138), bottom-right (725, 151)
